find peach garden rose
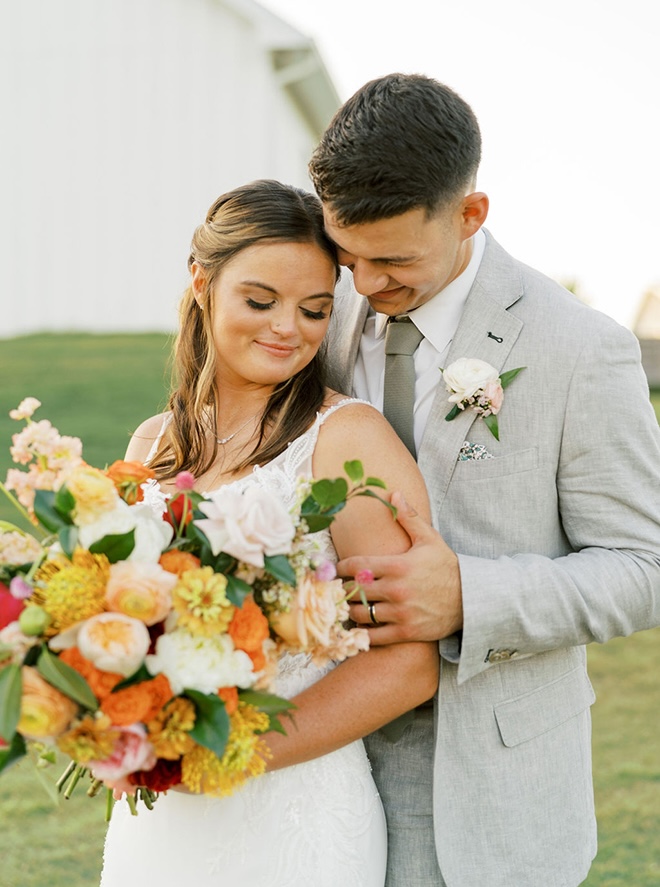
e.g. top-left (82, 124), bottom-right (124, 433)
top-left (17, 666), bottom-right (79, 740)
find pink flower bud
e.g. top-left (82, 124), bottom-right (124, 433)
top-left (174, 471), bottom-right (196, 492)
top-left (314, 561), bottom-right (337, 582)
top-left (10, 576), bottom-right (34, 600)
top-left (355, 569), bottom-right (374, 585)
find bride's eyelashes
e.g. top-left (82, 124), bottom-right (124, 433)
top-left (244, 298), bottom-right (329, 321)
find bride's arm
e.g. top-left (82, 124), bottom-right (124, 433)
top-left (265, 402), bottom-right (439, 769)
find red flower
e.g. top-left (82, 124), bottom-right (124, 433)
top-left (0, 583), bottom-right (25, 630)
top-left (164, 493), bottom-right (194, 529)
top-left (129, 758), bottom-right (182, 792)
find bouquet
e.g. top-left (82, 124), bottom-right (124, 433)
top-left (0, 398), bottom-right (385, 818)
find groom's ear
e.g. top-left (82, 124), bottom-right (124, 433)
top-left (460, 191), bottom-right (489, 238)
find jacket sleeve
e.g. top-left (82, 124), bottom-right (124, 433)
top-left (451, 323), bottom-right (660, 684)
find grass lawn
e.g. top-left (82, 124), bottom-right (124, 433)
top-left (0, 335), bottom-right (658, 885)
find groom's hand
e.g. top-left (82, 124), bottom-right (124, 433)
top-left (339, 491), bottom-right (463, 645)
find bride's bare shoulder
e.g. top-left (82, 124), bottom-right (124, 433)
top-left (125, 412), bottom-right (171, 463)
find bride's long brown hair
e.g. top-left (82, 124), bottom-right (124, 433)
top-left (148, 180), bottom-right (339, 481)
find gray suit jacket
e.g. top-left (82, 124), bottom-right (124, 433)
top-left (327, 231), bottom-right (660, 886)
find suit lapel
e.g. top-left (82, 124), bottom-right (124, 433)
top-left (328, 272), bottom-right (369, 394)
top-left (418, 233), bottom-right (525, 510)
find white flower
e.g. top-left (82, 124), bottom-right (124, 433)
top-left (9, 397), bottom-right (41, 420)
top-left (145, 629), bottom-right (256, 695)
top-left (195, 485), bottom-right (295, 567)
top-left (442, 358), bottom-right (500, 403)
top-left (78, 500), bottom-right (173, 562)
top-left (78, 612), bottom-right (151, 677)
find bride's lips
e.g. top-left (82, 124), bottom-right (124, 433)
top-left (255, 340), bottom-right (297, 358)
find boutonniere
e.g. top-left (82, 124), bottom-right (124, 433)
top-left (440, 358), bottom-right (525, 440)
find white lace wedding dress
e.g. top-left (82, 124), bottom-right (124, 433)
top-left (100, 400), bottom-right (387, 887)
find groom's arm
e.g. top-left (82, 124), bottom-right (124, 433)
top-left (341, 322), bottom-right (660, 683)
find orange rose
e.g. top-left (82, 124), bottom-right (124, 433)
top-left (106, 461), bottom-right (156, 505)
top-left (100, 674), bottom-right (173, 726)
top-left (18, 666), bottom-right (79, 739)
top-left (59, 646), bottom-right (123, 700)
top-left (228, 597), bottom-right (270, 655)
top-left (217, 686), bottom-right (239, 715)
top-left (159, 550), bottom-right (201, 577)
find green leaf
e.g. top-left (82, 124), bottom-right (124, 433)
top-left (185, 689), bottom-right (230, 758)
top-left (226, 573), bottom-right (252, 607)
top-left (89, 529), bottom-right (135, 563)
top-left (0, 731), bottom-right (26, 775)
top-left (0, 520), bottom-right (35, 535)
top-left (356, 489), bottom-right (397, 517)
top-left (364, 477), bottom-right (387, 490)
top-left (483, 413), bottom-right (500, 440)
top-left (343, 460), bottom-right (364, 483)
top-left (444, 404), bottom-right (461, 422)
top-left (500, 366), bottom-right (526, 388)
top-left (238, 689), bottom-right (296, 735)
top-left (210, 551), bottom-right (235, 574)
top-left (0, 664), bottom-right (23, 742)
top-left (54, 485), bottom-right (76, 518)
top-left (58, 525), bottom-right (79, 559)
top-left (263, 554), bottom-right (296, 587)
top-left (112, 664), bottom-right (153, 692)
top-left (33, 490), bottom-right (68, 533)
top-left (300, 513), bottom-right (336, 533)
top-left (310, 478), bottom-right (348, 509)
top-left (37, 646), bottom-right (98, 711)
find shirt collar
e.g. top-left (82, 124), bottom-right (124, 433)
top-left (373, 227), bottom-right (486, 352)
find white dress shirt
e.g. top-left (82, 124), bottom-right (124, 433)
top-left (352, 228), bottom-right (486, 453)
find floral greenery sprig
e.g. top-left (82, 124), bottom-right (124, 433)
top-left (442, 358), bottom-right (526, 440)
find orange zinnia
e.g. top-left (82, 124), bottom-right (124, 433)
top-left (217, 686), bottom-right (239, 715)
top-left (228, 597), bottom-right (269, 655)
top-left (100, 674), bottom-right (173, 726)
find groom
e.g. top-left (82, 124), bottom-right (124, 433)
top-left (309, 73), bottom-right (660, 886)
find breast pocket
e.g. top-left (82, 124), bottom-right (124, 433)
top-left (452, 445), bottom-right (539, 480)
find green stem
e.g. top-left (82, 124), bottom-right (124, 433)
top-left (0, 482), bottom-right (47, 539)
top-left (105, 788), bottom-right (115, 822)
top-left (55, 760), bottom-right (77, 791)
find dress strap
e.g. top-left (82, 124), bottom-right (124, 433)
top-left (144, 413), bottom-right (172, 465)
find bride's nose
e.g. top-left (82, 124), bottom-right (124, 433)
top-left (271, 309), bottom-right (297, 336)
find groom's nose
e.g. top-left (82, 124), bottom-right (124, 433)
top-left (350, 259), bottom-right (391, 296)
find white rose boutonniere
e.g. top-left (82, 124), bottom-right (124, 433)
top-left (441, 358), bottom-right (525, 440)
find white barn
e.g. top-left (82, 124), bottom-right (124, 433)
top-left (0, 0), bottom-right (340, 337)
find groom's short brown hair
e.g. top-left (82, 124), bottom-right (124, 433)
top-left (309, 73), bottom-right (481, 226)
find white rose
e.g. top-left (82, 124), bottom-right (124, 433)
top-left (146, 629), bottom-right (255, 695)
top-left (78, 500), bottom-right (173, 562)
top-left (443, 358), bottom-right (500, 403)
top-left (195, 485), bottom-right (295, 567)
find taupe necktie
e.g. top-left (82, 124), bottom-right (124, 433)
top-left (383, 315), bottom-right (424, 457)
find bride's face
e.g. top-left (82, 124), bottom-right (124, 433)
top-left (193, 241), bottom-right (336, 390)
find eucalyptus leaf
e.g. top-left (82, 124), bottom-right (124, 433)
top-left (89, 529), bottom-right (135, 563)
top-left (364, 477), bottom-right (387, 490)
top-left (483, 413), bottom-right (500, 440)
top-left (343, 460), bottom-right (364, 483)
top-left (0, 731), bottom-right (26, 774)
top-left (37, 646), bottom-right (98, 710)
top-left (185, 689), bottom-right (230, 758)
top-left (263, 555), bottom-right (296, 587)
top-left (356, 489), bottom-right (397, 517)
top-left (310, 478), bottom-right (348, 509)
top-left (300, 513), bottom-right (336, 533)
top-left (0, 663), bottom-right (22, 742)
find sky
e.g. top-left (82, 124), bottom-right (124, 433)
top-left (261, 0), bottom-right (660, 329)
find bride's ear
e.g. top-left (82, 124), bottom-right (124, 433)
top-left (191, 262), bottom-right (207, 309)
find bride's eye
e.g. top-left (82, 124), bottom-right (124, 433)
top-left (246, 298), bottom-right (274, 311)
top-left (301, 308), bottom-right (329, 321)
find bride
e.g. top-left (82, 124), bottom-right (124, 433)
top-left (100, 180), bottom-right (438, 886)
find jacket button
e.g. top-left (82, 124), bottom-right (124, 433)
top-left (486, 649), bottom-right (517, 663)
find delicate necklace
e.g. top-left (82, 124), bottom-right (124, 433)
top-left (216, 410), bottom-right (262, 446)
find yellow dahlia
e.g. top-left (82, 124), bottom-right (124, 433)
top-left (33, 550), bottom-right (110, 634)
top-left (57, 712), bottom-right (117, 763)
top-left (181, 702), bottom-right (270, 796)
top-left (172, 567), bottom-right (235, 637)
top-left (146, 697), bottom-right (197, 760)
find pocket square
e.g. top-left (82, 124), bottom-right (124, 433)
top-left (457, 440), bottom-right (495, 462)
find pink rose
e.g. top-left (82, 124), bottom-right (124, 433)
top-left (105, 561), bottom-right (176, 626)
top-left (89, 723), bottom-right (156, 783)
top-left (480, 380), bottom-right (504, 415)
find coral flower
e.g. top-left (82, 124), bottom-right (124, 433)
top-left (100, 673), bottom-right (173, 727)
top-left (105, 561), bottom-right (176, 626)
top-left (58, 646), bottom-right (123, 700)
top-left (158, 549), bottom-right (201, 577)
top-left (105, 460), bottom-right (156, 505)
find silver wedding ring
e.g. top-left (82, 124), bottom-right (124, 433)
top-left (368, 602), bottom-right (379, 625)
